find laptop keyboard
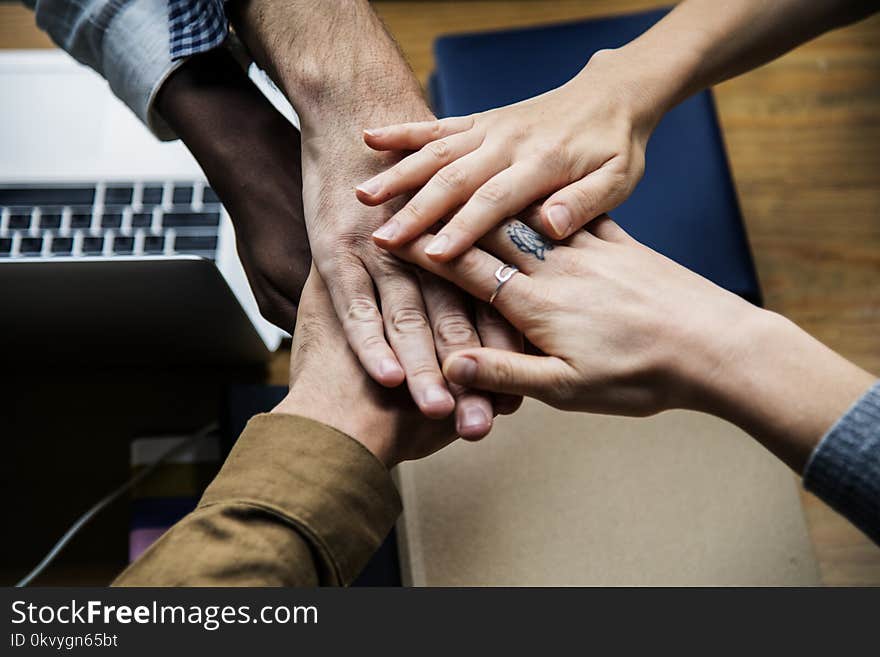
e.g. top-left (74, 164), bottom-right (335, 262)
top-left (0, 182), bottom-right (221, 259)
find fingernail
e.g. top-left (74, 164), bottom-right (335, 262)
top-left (373, 220), bottom-right (399, 242)
top-left (364, 127), bottom-right (385, 138)
top-left (356, 178), bottom-right (382, 197)
top-left (547, 204), bottom-right (572, 237)
top-left (424, 234), bottom-right (450, 257)
top-left (422, 384), bottom-right (453, 407)
top-left (446, 356), bottom-right (477, 384)
top-left (379, 357), bottom-right (402, 378)
top-left (460, 406), bottom-right (491, 432)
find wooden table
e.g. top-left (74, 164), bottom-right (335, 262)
top-left (2, 1), bottom-right (878, 585)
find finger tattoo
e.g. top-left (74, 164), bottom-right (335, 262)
top-left (506, 221), bottom-right (555, 261)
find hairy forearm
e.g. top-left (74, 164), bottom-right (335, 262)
top-left (584, 0), bottom-right (876, 128)
top-left (691, 308), bottom-right (875, 472)
top-left (228, 0), bottom-right (430, 131)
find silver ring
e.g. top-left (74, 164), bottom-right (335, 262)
top-left (489, 264), bottom-right (518, 305)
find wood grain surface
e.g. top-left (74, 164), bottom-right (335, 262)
top-left (2, 1), bottom-right (878, 585)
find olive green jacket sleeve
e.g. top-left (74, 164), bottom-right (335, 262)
top-left (113, 414), bottom-right (402, 586)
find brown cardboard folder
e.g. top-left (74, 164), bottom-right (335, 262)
top-left (395, 400), bottom-right (820, 586)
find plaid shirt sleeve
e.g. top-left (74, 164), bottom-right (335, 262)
top-left (25, 0), bottom-right (232, 140)
top-left (169, 0), bottom-right (229, 61)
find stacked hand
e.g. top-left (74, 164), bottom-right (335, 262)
top-left (390, 213), bottom-right (750, 416)
top-left (388, 213), bottom-right (874, 470)
top-left (300, 112), bottom-right (522, 439)
top-left (275, 265), bottom-right (459, 467)
top-left (360, 50), bottom-right (657, 259)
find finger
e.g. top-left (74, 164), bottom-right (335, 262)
top-left (391, 234), bottom-right (534, 321)
top-left (587, 214), bottom-right (633, 244)
top-left (475, 218), bottom-right (563, 275)
top-left (373, 266), bottom-right (456, 419)
top-left (357, 131), bottom-right (483, 206)
top-left (418, 272), bottom-right (494, 440)
top-left (363, 115), bottom-right (475, 151)
top-left (372, 146), bottom-right (507, 249)
top-left (324, 260), bottom-right (405, 388)
top-left (424, 159), bottom-right (564, 261)
top-left (474, 303), bottom-right (524, 415)
top-left (443, 348), bottom-right (572, 401)
top-left (541, 164), bottom-right (634, 239)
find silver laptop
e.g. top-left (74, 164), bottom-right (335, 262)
top-left (0, 50), bottom-right (287, 367)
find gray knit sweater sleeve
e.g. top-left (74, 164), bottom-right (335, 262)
top-left (803, 380), bottom-right (880, 545)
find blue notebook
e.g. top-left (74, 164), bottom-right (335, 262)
top-left (430, 8), bottom-right (762, 305)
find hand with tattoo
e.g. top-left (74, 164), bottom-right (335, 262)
top-left (388, 213), bottom-right (877, 472)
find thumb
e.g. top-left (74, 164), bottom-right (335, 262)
top-left (541, 167), bottom-right (632, 239)
top-left (443, 348), bottom-right (571, 401)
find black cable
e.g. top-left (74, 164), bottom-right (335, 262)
top-left (15, 422), bottom-right (219, 587)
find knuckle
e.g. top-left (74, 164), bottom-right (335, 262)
top-left (429, 121), bottom-right (445, 140)
top-left (388, 307), bottom-right (431, 335)
top-left (334, 233), bottom-right (367, 254)
top-left (345, 296), bottom-right (382, 326)
top-left (403, 200), bottom-right (428, 223)
top-left (434, 314), bottom-right (478, 348)
top-left (384, 163), bottom-right (406, 183)
top-left (436, 164), bottom-right (467, 190)
top-left (535, 141), bottom-right (568, 167)
top-left (493, 356), bottom-right (516, 387)
top-left (427, 139), bottom-right (451, 162)
top-left (359, 333), bottom-right (388, 351)
top-left (475, 179), bottom-right (509, 206)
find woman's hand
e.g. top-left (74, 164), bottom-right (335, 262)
top-left (391, 213), bottom-right (750, 415)
top-left (390, 214), bottom-right (875, 470)
top-left (359, 50), bottom-right (658, 261)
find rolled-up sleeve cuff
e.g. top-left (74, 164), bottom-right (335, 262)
top-left (200, 414), bottom-right (402, 585)
top-left (101, 0), bottom-right (196, 140)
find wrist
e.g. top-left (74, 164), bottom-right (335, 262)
top-left (577, 40), bottom-right (699, 136)
top-left (682, 306), bottom-right (875, 470)
top-left (272, 389), bottom-right (398, 469)
top-left (156, 49), bottom-right (295, 164)
top-left (294, 80), bottom-right (432, 139)
top-left (228, 0), bottom-right (430, 136)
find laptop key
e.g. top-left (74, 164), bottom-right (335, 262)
top-left (143, 235), bottom-right (164, 254)
top-left (39, 213), bottom-right (62, 230)
top-left (113, 236), bottom-right (134, 254)
top-left (174, 235), bottom-right (218, 252)
top-left (100, 213), bottom-right (123, 229)
top-left (0, 186), bottom-right (94, 206)
top-left (141, 186), bottom-right (163, 205)
top-left (51, 237), bottom-right (73, 255)
top-left (173, 185), bottom-right (193, 205)
top-left (8, 213), bottom-right (31, 230)
top-left (19, 237), bottom-right (43, 254)
top-left (162, 211), bottom-right (220, 228)
top-left (131, 212), bottom-right (152, 228)
top-left (202, 187), bottom-right (220, 204)
top-left (82, 236), bottom-right (104, 255)
top-left (104, 185), bottom-right (133, 205)
top-left (0, 238), bottom-right (11, 255)
top-left (70, 212), bottom-right (93, 229)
